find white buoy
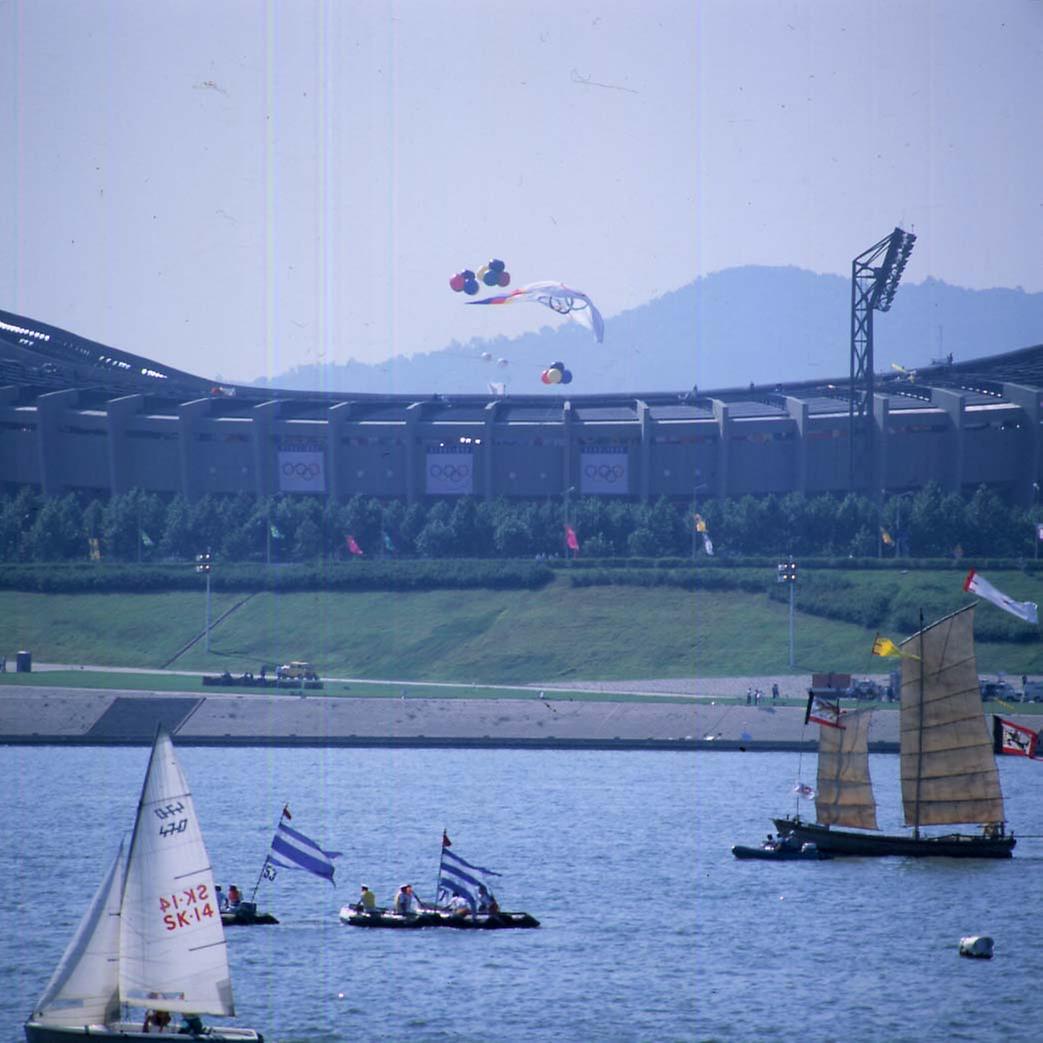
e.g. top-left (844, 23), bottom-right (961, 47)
top-left (959, 935), bottom-right (994, 959)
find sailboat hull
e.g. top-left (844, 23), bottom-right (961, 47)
top-left (26, 1022), bottom-right (263, 1042)
top-left (773, 818), bottom-right (1015, 859)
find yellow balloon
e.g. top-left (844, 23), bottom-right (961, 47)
top-left (476, 264), bottom-right (490, 282)
top-left (548, 367), bottom-right (563, 384)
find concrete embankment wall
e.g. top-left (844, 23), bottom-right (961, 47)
top-left (0, 686), bottom-right (908, 752)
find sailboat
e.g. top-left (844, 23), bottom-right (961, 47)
top-left (25, 727), bottom-right (264, 1041)
top-left (774, 606), bottom-right (1016, 858)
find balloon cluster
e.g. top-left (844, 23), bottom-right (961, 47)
top-left (541, 361), bottom-right (573, 385)
top-left (449, 258), bottom-right (510, 295)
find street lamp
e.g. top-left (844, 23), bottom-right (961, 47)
top-left (196, 550), bottom-right (212, 653)
top-left (777, 558), bottom-right (798, 668)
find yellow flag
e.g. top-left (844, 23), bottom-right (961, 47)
top-left (872, 633), bottom-right (918, 660)
top-left (694, 513), bottom-right (707, 533)
top-left (872, 634), bottom-right (901, 657)
top-left (881, 528), bottom-right (894, 546)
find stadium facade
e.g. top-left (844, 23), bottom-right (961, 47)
top-left (1, 307), bottom-right (1042, 505)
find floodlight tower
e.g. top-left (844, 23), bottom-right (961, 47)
top-left (849, 227), bottom-right (916, 490)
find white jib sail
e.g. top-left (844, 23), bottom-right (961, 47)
top-left (32, 840), bottom-right (124, 1026)
top-left (119, 728), bottom-right (235, 1016)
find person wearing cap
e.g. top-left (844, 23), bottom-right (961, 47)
top-left (394, 884), bottom-right (424, 916)
top-left (358, 884), bottom-right (376, 912)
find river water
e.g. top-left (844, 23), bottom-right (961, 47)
top-left (2, 744), bottom-right (1041, 1042)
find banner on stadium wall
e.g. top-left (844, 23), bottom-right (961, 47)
top-left (426, 450), bottom-right (474, 495)
top-left (580, 449), bottom-right (629, 495)
top-left (278, 450), bottom-right (326, 493)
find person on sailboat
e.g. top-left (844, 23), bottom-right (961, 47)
top-left (394, 884), bottom-right (420, 916)
top-left (142, 1009), bottom-right (172, 1033)
top-left (215, 884), bottom-right (229, 912)
top-left (358, 884), bottom-right (377, 912)
top-left (227, 884), bottom-right (242, 908)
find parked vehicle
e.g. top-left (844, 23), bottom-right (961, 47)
top-left (277, 660), bottom-right (318, 681)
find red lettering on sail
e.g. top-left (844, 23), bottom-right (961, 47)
top-left (164, 914), bottom-right (177, 931)
top-left (176, 911), bottom-right (190, 928)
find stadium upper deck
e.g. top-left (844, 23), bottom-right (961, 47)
top-left (2, 307), bottom-right (1042, 503)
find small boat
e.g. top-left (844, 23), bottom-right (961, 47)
top-left (732, 838), bottom-right (832, 861)
top-left (24, 727), bottom-right (264, 1042)
top-left (338, 907), bottom-right (540, 929)
top-left (340, 831), bottom-right (539, 931)
top-left (774, 607), bottom-right (1016, 859)
top-left (221, 901), bottom-right (279, 927)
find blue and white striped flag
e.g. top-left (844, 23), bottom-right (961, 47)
top-left (437, 836), bottom-right (501, 911)
top-left (265, 810), bottom-right (342, 885)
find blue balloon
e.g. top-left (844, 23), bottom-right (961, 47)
top-left (489, 258), bottom-right (505, 272)
top-left (464, 278), bottom-right (480, 295)
top-left (462, 269), bottom-right (475, 280)
top-left (482, 269), bottom-right (500, 286)
top-left (561, 370), bottom-right (573, 384)
top-left (551, 360), bottom-right (565, 371)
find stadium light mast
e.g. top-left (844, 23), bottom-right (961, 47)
top-left (849, 227), bottom-right (916, 491)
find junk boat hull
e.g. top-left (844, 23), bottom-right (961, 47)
top-left (339, 907), bottom-right (539, 929)
top-left (774, 817), bottom-right (1015, 859)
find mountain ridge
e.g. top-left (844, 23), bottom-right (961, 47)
top-left (251, 267), bottom-right (1043, 396)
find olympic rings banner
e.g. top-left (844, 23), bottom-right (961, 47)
top-left (278, 450), bottom-right (326, 493)
top-left (580, 450), bottom-right (629, 495)
top-left (426, 450), bottom-right (474, 495)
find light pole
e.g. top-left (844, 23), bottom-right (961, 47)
top-left (777, 558), bottom-right (798, 668)
top-left (1034, 483), bottom-right (1040, 561)
top-left (196, 550), bottom-right (212, 653)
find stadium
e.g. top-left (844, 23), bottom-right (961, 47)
top-left (2, 301), bottom-right (1042, 507)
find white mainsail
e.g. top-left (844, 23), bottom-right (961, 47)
top-left (31, 840), bottom-right (124, 1027)
top-left (119, 727), bottom-right (235, 1016)
top-left (899, 606), bottom-right (1006, 828)
top-left (814, 709), bottom-right (879, 831)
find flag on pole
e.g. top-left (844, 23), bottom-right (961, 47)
top-left (793, 782), bottom-right (816, 800)
top-left (872, 634), bottom-right (903, 658)
top-left (703, 534), bottom-right (714, 556)
top-left (346, 534), bottom-right (364, 556)
top-left (992, 716), bottom-right (1039, 759)
top-left (88, 537), bottom-right (101, 561)
top-left (270, 523), bottom-right (284, 540)
top-left (805, 693), bottom-right (844, 729)
top-left (437, 843), bottom-right (502, 912)
top-left (264, 810), bottom-right (342, 885)
top-left (881, 528), bottom-right (894, 546)
top-left (140, 530), bottom-right (154, 548)
top-left (383, 531), bottom-right (395, 553)
top-left (694, 514), bottom-right (707, 533)
top-left (963, 569), bottom-right (1038, 624)
top-left (565, 525), bottom-right (580, 553)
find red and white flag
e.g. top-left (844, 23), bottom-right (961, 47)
top-left (565, 525), bottom-right (580, 553)
top-left (993, 716), bottom-right (1039, 759)
top-left (805, 694), bottom-right (844, 729)
top-left (346, 534), bottom-right (364, 556)
top-left (793, 782), bottom-right (816, 800)
top-left (963, 569), bottom-right (1038, 624)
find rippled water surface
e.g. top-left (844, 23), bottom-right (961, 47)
top-left (3, 745), bottom-right (1042, 1042)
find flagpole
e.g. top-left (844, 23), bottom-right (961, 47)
top-left (435, 828), bottom-right (448, 909)
top-left (250, 804), bottom-right (286, 903)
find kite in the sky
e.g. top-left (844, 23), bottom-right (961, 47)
top-left (466, 281), bottom-right (604, 343)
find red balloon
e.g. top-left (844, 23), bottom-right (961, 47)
top-left (449, 273), bottom-right (465, 292)
top-left (540, 370), bottom-right (552, 384)
top-left (497, 270), bottom-right (511, 287)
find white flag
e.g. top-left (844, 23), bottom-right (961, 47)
top-left (703, 534), bottom-right (714, 556)
top-left (963, 569), bottom-right (1038, 625)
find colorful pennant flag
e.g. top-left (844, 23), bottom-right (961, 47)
top-left (565, 525), bottom-right (580, 553)
top-left (805, 693), bottom-right (844, 729)
top-left (346, 534), bottom-right (364, 556)
top-left (793, 782), bottom-right (816, 800)
top-left (992, 716), bottom-right (1039, 759)
top-left (963, 569), bottom-right (1038, 625)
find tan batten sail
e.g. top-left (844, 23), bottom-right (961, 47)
top-left (898, 606), bottom-right (1005, 827)
top-left (815, 709), bottom-right (879, 830)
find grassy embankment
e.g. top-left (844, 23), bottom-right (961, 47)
top-left (2, 568), bottom-right (1042, 689)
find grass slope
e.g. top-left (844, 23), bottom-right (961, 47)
top-left (2, 571), bottom-right (1040, 682)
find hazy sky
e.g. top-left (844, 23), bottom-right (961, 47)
top-left (2, 1), bottom-right (1040, 383)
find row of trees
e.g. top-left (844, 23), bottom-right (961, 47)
top-left (0, 482), bottom-right (1039, 562)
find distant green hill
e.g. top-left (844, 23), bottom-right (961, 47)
top-left (3, 569), bottom-right (1040, 681)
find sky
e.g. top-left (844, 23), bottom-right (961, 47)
top-left (1, 0), bottom-right (1041, 384)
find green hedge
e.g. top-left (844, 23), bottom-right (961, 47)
top-left (0, 560), bottom-right (555, 594)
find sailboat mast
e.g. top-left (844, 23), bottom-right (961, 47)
top-left (913, 608), bottom-right (926, 839)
